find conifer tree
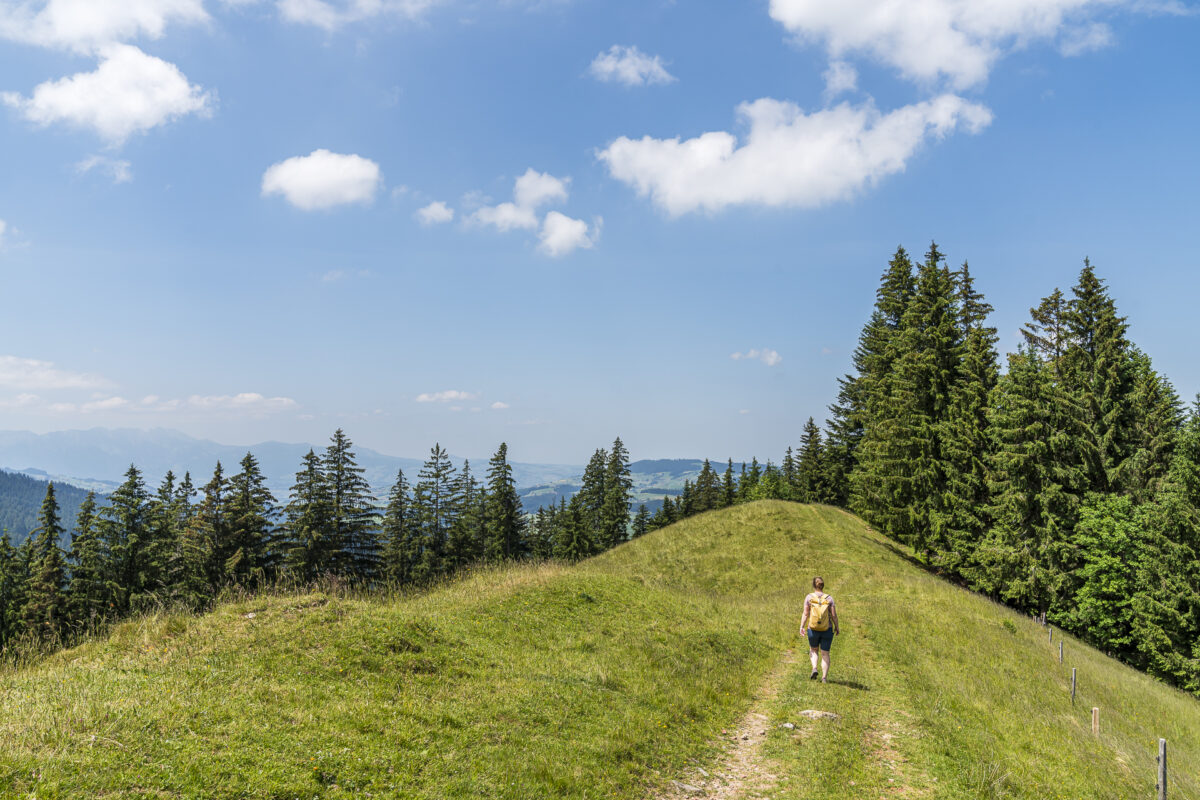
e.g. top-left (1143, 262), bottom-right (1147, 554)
top-left (225, 453), bottom-right (278, 586)
top-left (282, 450), bottom-right (334, 582)
top-left (445, 459), bottom-right (482, 569)
top-left (412, 444), bottom-right (456, 582)
top-left (323, 429), bottom-right (380, 578)
top-left (1063, 260), bottom-right (1136, 493)
top-left (795, 418), bottom-right (826, 503)
top-left (178, 463), bottom-right (228, 602)
top-left (484, 443), bottom-right (527, 561)
top-left (576, 448), bottom-right (608, 544)
top-left (693, 459), bottom-right (722, 512)
top-left (939, 261), bottom-right (999, 575)
top-left (599, 438), bottom-right (633, 548)
top-left (555, 498), bottom-right (594, 561)
top-left (737, 459), bottom-right (762, 502)
top-left (722, 460), bottom-right (736, 507)
top-left (21, 483), bottom-right (69, 641)
top-left (0, 532), bottom-right (22, 646)
top-left (631, 505), bottom-right (650, 538)
top-left (826, 246), bottom-right (917, 507)
top-left (66, 491), bottom-right (107, 628)
top-left (380, 469), bottom-right (418, 584)
top-left (1123, 350), bottom-right (1183, 503)
top-left (527, 505), bottom-right (556, 559)
top-left (99, 465), bottom-right (155, 615)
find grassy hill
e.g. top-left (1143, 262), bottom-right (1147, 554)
top-left (1, 502), bottom-right (1197, 798)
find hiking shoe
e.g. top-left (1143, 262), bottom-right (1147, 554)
top-left (810, 670), bottom-right (819, 680)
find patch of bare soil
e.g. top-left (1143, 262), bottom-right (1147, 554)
top-left (654, 651), bottom-right (798, 800)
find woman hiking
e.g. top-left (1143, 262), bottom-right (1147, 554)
top-left (800, 576), bottom-right (839, 683)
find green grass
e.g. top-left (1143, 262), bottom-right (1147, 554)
top-left (1, 501), bottom-right (1197, 799)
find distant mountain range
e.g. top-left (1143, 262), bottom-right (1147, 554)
top-left (0, 429), bottom-right (720, 539)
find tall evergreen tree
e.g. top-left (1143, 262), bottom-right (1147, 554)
top-left (0, 532), bottom-right (23, 646)
top-left (323, 429), bottom-right (380, 578)
top-left (631, 505), bottom-right (650, 538)
top-left (21, 483), bottom-right (69, 641)
top-left (599, 438), bottom-right (633, 548)
top-left (693, 459), bottom-right (722, 512)
top-left (795, 418), bottom-right (826, 503)
top-left (225, 453), bottom-right (278, 586)
top-left (380, 469), bottom-right (418, 584)
top-left (282, 450), bottom-right (334, 582)
top-left (722, 459), bottom-right (737, 507)
top-left (412, 444), bottom-right (456, 583)
top-left (445, 459), bottom-right (482, 569)
top-left (66, 491), bottom-right (107, 628)
top-left (484, 443), bottom-right (527, 561)
top-left (99, 465), bottom-right (156, 615)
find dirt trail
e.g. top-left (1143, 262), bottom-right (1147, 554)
top-left (654, 650), bottom-right (800, 800)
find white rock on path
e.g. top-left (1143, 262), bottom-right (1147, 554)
top-left (799, 710), bottom-right (840, 720)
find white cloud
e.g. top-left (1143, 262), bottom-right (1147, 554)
top-left (589, 45), bottom-right (676, 87)
top-left (767, 0), bottom-right (1149, 90)
top-left (490, 401), bottom-right (509, 410)
top-left (184, 392), bottom-right (297, 412)
top-left (471, 202), bottom-right (539, 232)
top-left (0, 220), bottom-right (6, 247)
top-left (2, 44), bottom-right (212, 144)
top-left (538, 211), bottom-right (599, 257)
top-left (76, 154), bottom-right (133, 183)
top-left (1059, 21), bottom-right (1114, 55)
top-left (599, 94), bottom-right (991, 215)
top-left (261, 149), bottom-right (382, 211)
top-left (415, 200), bottom-right (454, 225)
top-left (470, 168), bottom-right (569, 231)
top-left (822, 60), bottom-right (858, 100)
top-left (82, 395), bottom-right (129, 411)
top-left (0, 0), bottom-right (208, 53)
top-left (731, 348), bottom-right (783, 367)
top-left (513, 168), bottom-right (568, 210)
top-left (0, 355), bottom-right (110, 390)
top-left (415, 389), bottom-right (477, 403)
top-left (277, 0), bottom-right (443, 30)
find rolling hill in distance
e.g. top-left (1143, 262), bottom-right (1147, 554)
top-left (0, 429), bottom-right (716, 538)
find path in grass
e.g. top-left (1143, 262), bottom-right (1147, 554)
top-left (656, 649), bottom-right (797, 800)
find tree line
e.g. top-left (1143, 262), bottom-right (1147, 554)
top-left (818, 243), bottom-right (1200, 694)
top-left (2, 432), bottom-right (637, 651)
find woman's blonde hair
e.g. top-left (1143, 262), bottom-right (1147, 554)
top-left (813, 576), bottom-right (824, 591)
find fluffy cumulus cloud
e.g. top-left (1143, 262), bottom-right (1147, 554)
top-left (599, 94), bottom-right (991, 215)
top-left (416, 390), bottom-right (476, 403)
top-left (1, 44), bottom-right (212, 144)
top-left (0, 0), bottom-right (208, 53)
top-left (415, 200), bottom-right (454, 225)
top-left (823, 60), bottom-right (858, 100)
top-left (490, 401), bottom-right (509, 410)
top-left (731, 348), bottom-right (783, 367)
top-left (589, 45), bottom-right (676, 87)
top-left (261, 149), bottom-right (382, 211)
top-left (277, 0), bottom-right (443, 30)
top-left (0, 355), bottom-right (109, 390)
top-left (183, 392), bottom-right (297, 412)
top-left (538, 211), bottom-right (599, 257)
top-left (767, 0), bottom-right (1149, 89)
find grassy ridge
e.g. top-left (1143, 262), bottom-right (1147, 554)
top-left (1, 502), bottom-right (1198, 799)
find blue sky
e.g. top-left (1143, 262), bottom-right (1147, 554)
top-left (0, 0), bottom-right (1197, 464)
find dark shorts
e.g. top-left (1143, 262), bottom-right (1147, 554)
top-left (807, 627), bottom-right (834, 652)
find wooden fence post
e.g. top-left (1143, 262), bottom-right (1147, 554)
top-left (1091, 707), bottom-right (1099, 736)
top-left (1071, 668), bottom-right (1076, 705)
top-left (1059, 641), bottom-right (1063, 663)
top-left (1157, 738), bottom-right (1167, 800)
top-left (1049, 626), bottom-right (1054, 643)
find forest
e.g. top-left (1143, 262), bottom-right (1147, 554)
top-left (4, 244), bottom-right (1198, 699)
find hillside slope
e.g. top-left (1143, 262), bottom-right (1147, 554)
top-left (0, 502), bottom-right (1196, 799)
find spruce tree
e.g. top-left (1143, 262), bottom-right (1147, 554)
top-left (631, 505), bottom-right (649, 538)
top-left (576, 449), bottom-right (608, 545)
top-left (445, 459), bottom-right (482, 569)
top-left (282, 450), bottom-right (334, 582)
top-left (555, 498), bottom-right (594, 561)
top-left (380, 469), bottom-right (418, 584)
top-left (99, 465), bottom-right (155, 615)
top-left (412, 444), bottom-right (456, 583)
top-left (599, 438), bottom-right (633, 548)
top-left (226, 453), bottom-right (278, 586)
top-left (21, 483), bottom-right (69, 641)
top-left (0, 532), bottom-right (22, 646)
top-left (66, 491), bottom-right (107, 628)
top-left (722, 460), bottom-right (736, 507)
top-left (795, 418), bottom-right (826, 503)
top-left (179, 463), bottom-right (228, 602)
top-left (484, 443), bottom-right (526, 561)
top-left (323, 429), bottom-right (380, 579)
top-left (693, 459), bottom-right (722, 512)
top-left (1123, 350), bottom-right (1183, 503)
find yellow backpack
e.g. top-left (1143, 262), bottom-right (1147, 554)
top-left (808, 593), bottom-right (832, 631)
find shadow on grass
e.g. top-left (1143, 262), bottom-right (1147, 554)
top-left (826, 678), bottom-right (870, 691)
